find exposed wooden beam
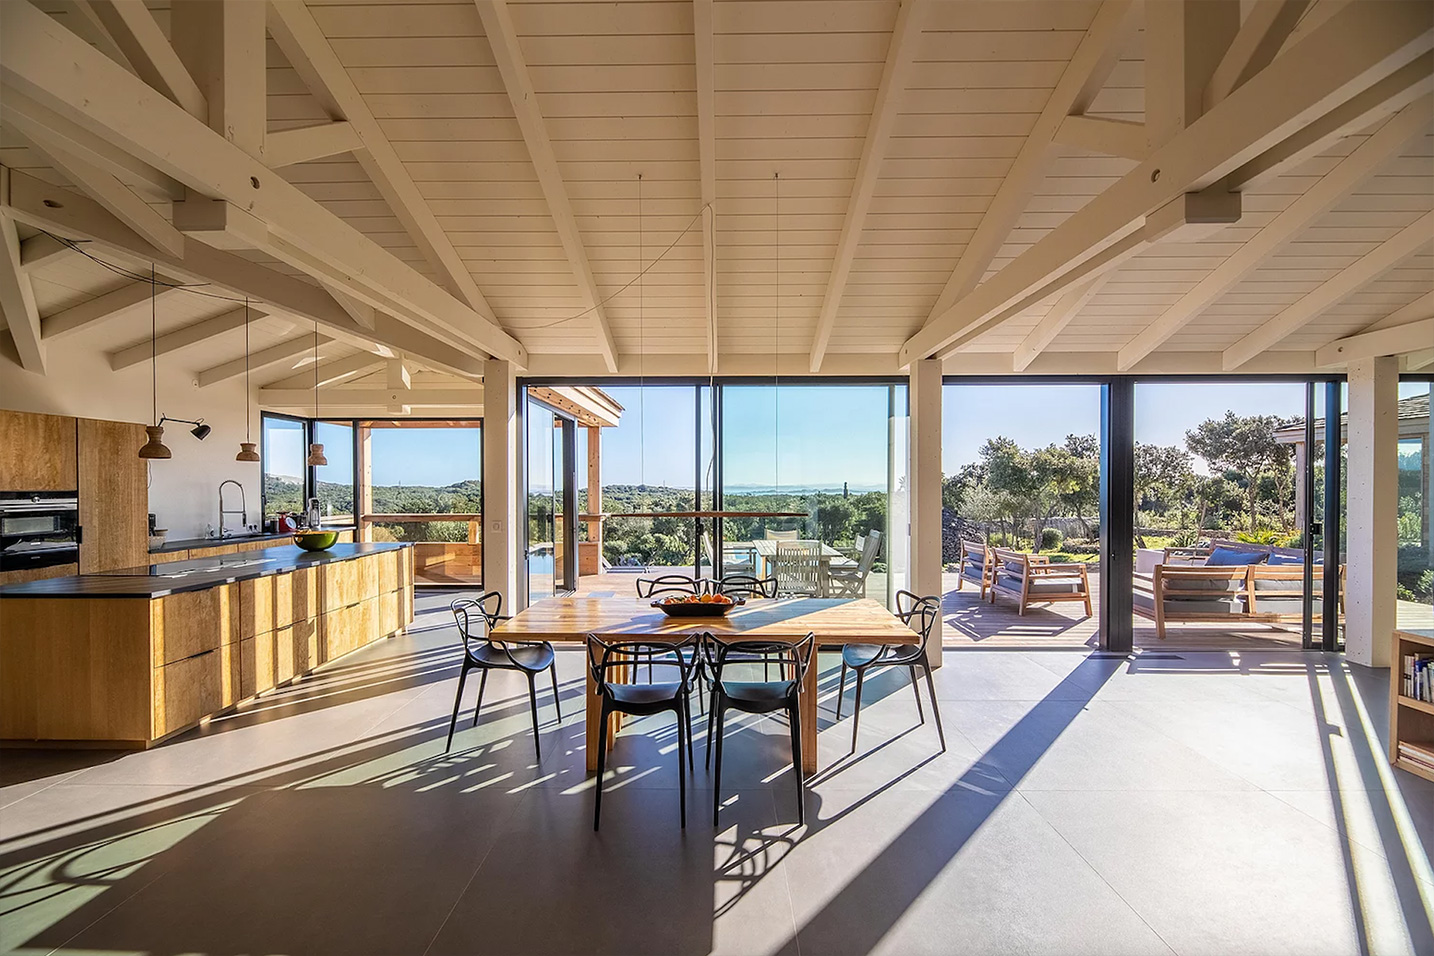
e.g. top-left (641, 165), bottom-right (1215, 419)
top-left (1, 1), bottom-right (527, 367)
top-left (1119, 98), bottom-right (1431, 370)
top-left (109, 306), bottom-right (257, 371)
top-left (54, 0), bottom-right (137, 73)
top-left (19, 232), bottom-right (76, 271)
top-left (196, 333), bottom-right (334, 388)
top-left (1205, 0), bottom-right (1311, 109)
top-left (1228, 51), bottom-right (1434, 190)
top-left (11, 119), bottom-right (184, 257)
top-left (1364, 289), bottom-right (1434, 332)
top-left (923, 0), bottom-right (1138, 325)
top-left (327, 285), bottom-right (376, 330)
top-left (262, 350), bottom-right (385, 390)
top-left (809, 0), bottom-right (928, 372)
top-left (42, 281), bottom-right (182, 340)
top-left (386, 357), bottom-right (411, 392)
top-left (268, 0), bottom-right (499, 323)
top-left (1406, 348), bottom-right (1434, 370)
top-left (2, 167), bottom-right (485, 376)
top-left (86, 0), bottom-right (206, 120)
top-left (172, 0), bottom-right (266, 159)
top-left (694, 0), bottom-right (717, 373)
top-left (901, 2), bottom-right (1434, 367)
top-left (1146, 0), bottom-right (1241, 150)
top-left (1315, 316), bottom-right (1434, 367)
top-left (0, 87), bottom-right (185, 200)
top-left (266, 122), bottom-right (362, 168)
top-left (1053, 115), bottom-right (1147, 160)
top-left (937, 229), bottom-right (1148, 359)
top-left (1224, 209), bottom-right (1434, 369)
top-left (475, 0), bottom-right (619, 372)
top-left (1013, 274), bottom-right (1113, 372)
top-left (259, 387), bottom-right (483, 408)
top-left (0, 211), bottom-right (44, 372)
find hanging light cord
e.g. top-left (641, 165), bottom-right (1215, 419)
top-left (150, 264), bottom-right (158, 426)
top-left (637, 172), bottom-right (645, 489)
top-left (243, 297), bottom-right (252, 444)
top-left (774, 172), bottom-right (780, 492)
top-left (313, 322), bottom-right (320, 421)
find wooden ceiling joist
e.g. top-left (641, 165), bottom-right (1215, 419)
top-left (1, 168), bottom-right (485, 377)
top-left (0, 212), bottom-right (44, 373)
top-left (259, 386), bottom-right (483, 409)
top-left (808, 0), bottom-right (929, 373)
top-left (901, 0), bottom-right (1434, 367)
top-left (1118, 97), bottom-right (1432, 370)
top-left (108, 305), bottom-right (260, 371)
top-left (1012, 274), bottom-right (1114, 373)
top-left (1223, 209), bottom-right (1434, 369)
top-left (267, 0), bottom-right (500, 324)
top-left (1364, 289), bottom-right (1434, 333)
top-left (196, 333), bottom-right (334, 388)
top-left (265, 122), bottom-right (362, 168)
top-left (261, 350), bottom-right (384, 390)
top-left (85, 0), bottom-right (206, 121)
top-left (0, 1), bottom-right (526, 368)
top-left (1315, 316), bottom-right (1434, 367)
top-left (921, 0), bottom-right (1138, 326)
top-left (475, 0), bottom-right (619, 373)
top-left (18, 232), bottom-right (76, 272)
top-left (1052, 115), bottom-right (1147, 161)
top-left (694, 0), bottom-right (717, 373)
top-left (42, 281), bottom-right (181, 341)
top-left (1204, 0), bottom-right (1311, 110)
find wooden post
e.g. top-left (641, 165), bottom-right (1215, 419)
top-left (587, 425), bottom-right (602, 566)
top-left (356, 423), bottom-right (372, 542)
top-left (1346, 356), bottom-right (1398, 667)
top-left (483, 359), bottom-right (521, 609)
top-left (908, 359), bottom-right (943, 669)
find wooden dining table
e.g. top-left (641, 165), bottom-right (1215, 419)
top-left (491, 594), bottom-right (916, 776)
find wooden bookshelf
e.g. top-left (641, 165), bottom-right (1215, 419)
top-left (1391, 629), bottom-right (1434, 784)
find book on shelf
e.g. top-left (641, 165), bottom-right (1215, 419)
top-left (1397, 742), bottom-right (1434, 771)
top-left (1401, 653), bottom-right (1434, 703)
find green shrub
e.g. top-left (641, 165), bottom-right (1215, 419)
top-left (1040, 527), bottom-right (1063, 551)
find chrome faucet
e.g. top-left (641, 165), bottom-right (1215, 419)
top-left (218, 480), bottom-right (247, 538)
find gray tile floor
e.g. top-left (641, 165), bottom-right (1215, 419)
top-left (2, 596), bottom-right (1432, 956)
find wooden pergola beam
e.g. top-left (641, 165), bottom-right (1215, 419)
top-left (921, 0), bottom-right (1137, 324)
top-left (0, 211), bottom-right (44, 372)
top-left (1224, 209), bottom-right (1434, 369)
top-left (1119, 97), bottom-right (1431, 370)
top-left (197, 333), bottom-right (335, 388)
top-left (808, 0), bottom-right (929, 373)
top-left (0, 1), bottom-right (527, 368)
top-left (476, 0), bottom-right (619, 372)
top-left (901, 1), bottom-right (1434, 367)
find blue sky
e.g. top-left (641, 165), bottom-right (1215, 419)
top-left (266, 420), bottom-right (480, 486)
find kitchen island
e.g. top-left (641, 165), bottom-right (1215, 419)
top-left (0, 542), bottom-right (413, 747)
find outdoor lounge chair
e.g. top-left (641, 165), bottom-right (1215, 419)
top-left (989, 547), bottom-right (1093, 617)
top-left (955, 540), bottom-right (993, 599)
top-left (826, 530), bottom-right (881, 598)
top-left (1134, 561), bottom-right (1347, 638)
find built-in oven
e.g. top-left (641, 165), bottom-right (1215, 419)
top-left (0, 491), bottom-right (80, 572)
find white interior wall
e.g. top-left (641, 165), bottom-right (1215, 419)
top-left (0, 344), bottom-right (261, 540)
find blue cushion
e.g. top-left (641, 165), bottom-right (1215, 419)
top-left (1267, 553), bottom-right (1303, 566)
top-left (1206, 547), bottom-right (1269, 566)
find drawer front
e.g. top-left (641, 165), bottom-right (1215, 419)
top-left (150, 585), bottom-right (240, 667)
top-left (320, 558), bottom-right (378, 613)
top-left (239, 575), bottom-right (276, 640)
top-left (152, 651), bottom-right (221, 738)
top-left (376, 550), bottom-right (400, 594)
top-left (323, 599), bottom-right (376, 661)
top-left (378, 589), bottom-right (402, 637)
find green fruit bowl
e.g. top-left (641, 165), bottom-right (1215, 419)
top-left (293, 530), bottom-right (338, 552)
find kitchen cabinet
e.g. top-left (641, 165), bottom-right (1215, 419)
top-left (0, 410), bottom-right (76, 490)
top-left (78, 418), bottom-right (148, 573)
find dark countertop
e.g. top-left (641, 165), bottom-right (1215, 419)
top-left (149, 527), bottom-right (358, 554)
top-left (0, 542), bottom-right (410, 599)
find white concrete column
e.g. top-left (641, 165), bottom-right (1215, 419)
top-left (482, 358), bottom-right (522, 612)
top-left (909, 358), bottom-right (943, 668)
top-left (1345, 356), bottom-right (1398, 667)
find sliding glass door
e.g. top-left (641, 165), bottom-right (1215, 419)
top-left (526, 396), bottom-right (577, 603)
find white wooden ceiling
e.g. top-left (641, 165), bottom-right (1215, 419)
top-left (1, 0), bottom-right (1430, 381)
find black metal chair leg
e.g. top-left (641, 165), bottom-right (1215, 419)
top-left (787, 702), bottom-right (804, 826)
top-left (850, 667), bottom-right (865, 753)
top-left (549, 664), bottom-right (562, 721)
top-left (683, 693), bottom-right (695, 773)
top-left (593, 703), bottom-right (609, 830)
top-left (526, 672), bottom-right (542, 761)
top-left (705, 683), bottom-right (719, 769)
top-left (909, 665), bottom-right (925, 723)
top-left (712, 696), bottom-right (727, 828)
top-left (923, 663), bottom-right (947, 752)
top-left (470, 668), bottom-right (489, 727)
top-left (675, 704), bottom-right (687, 828)
top-left (836, 659), bottom-right (848, 719)
top-left (445, 664), bottom-right (469, 753)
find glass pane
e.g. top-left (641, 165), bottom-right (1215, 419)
top-left (365, 422), bottom-right (482, 586)
top-left (313, 421), bottom-right (354, 528)
top-left (553, 418), bottom-right (567, 592)
top-left (527, 402), bottom-right (555, 601)
top-left (262, 416), bottom-right (305, 521)
top-left (1398, 379), bottom-right (1432, 630)
top-left (598, 385), bottom-right (698, 573)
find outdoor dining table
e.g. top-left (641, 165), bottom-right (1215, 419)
top-left (746, 539), bottom-right (857, 596)
top-left (491, 594), bottom-right (916, 776)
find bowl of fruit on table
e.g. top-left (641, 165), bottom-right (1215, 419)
top-left (652, 593), bottom-right (744, 617)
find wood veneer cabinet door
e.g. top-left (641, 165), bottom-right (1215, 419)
top-left (0, 410), bottom-right (76, 490)
top-left (78, 418), bottom-right (148, 572)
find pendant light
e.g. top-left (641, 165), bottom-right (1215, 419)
top-left (137, 265), bottom-right (172, 460)
top-left (235, 296), bottom-right (260, 462)
top-left (305, 320), bottom-right (327, 467)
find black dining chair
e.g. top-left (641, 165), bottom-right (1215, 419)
top-left (714, 574), bottom-right (778, 599)
top-left (835, 591), bottom-right (946, 754)
top-left (446, 595), bottom-right (561, 759)
top-left (707, 631), bottom-right (815, 826)
top-left (635, 574), bottom-right (702, 599)
top-left (587, 633), bottom-right (698, 830)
